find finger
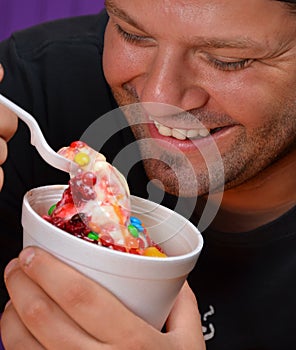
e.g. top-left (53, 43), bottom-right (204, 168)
top-left (1, 302), bottom-right (45, 350)
top-left (0, 64), bottom-right (4, 81)
top-left (0, 167), bottom-right (4, 190)
top-left (0, 101), bottom-right (18, 141)
top-left (4, 259), bottom-right (103, 349)
top-left (165, 281), bottom-right (206, 349)
top-left (17, 247), bottom-right (149, 343)
top-left (0, 137), bottom-right (8, 165)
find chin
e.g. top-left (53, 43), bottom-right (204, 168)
top-left (142, 158), bottom-right (210, 198)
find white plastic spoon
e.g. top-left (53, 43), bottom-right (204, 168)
top-left (0, 93), bottom-right (77, 173)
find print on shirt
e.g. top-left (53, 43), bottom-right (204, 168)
top-left (201, 305), bottom-right (215, 341)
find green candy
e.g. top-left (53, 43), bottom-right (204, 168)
top-left (128, 224), bottom-right (139, 238)
top-left (87, 232), bottom-right (99, 240)
top-left (48, 204), bottom-right (57, 215)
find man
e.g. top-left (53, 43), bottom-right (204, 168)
top-left (0, 0), bottom-right (296, 348)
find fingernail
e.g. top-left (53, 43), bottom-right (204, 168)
top-left (4, 259), bottom-right (18, 279)
top-left (0, 63), bottom-right (3, 70)
top-left (19, 247), bottom-right (35, 267)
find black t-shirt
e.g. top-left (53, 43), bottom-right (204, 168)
top-left (189, 204), bottom-right (296, 349)
top-left (0, 10), bottom-right (296, 350)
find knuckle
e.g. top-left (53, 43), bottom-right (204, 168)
top-left (61, 278), bottom-right (90, 308)
top-left (23, 297), bottom-right (51, 325)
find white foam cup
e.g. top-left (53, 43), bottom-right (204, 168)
top-left (22, 185), bottom-right (203, 330)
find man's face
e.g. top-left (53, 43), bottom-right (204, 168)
top-left (103, 0), bottom-right (296, 197)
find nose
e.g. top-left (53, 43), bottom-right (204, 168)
top-left (137, 46), bottom-right (209, 116)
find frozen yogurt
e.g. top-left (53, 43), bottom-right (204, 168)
top-left (43, 141), bottom-right (166, 257)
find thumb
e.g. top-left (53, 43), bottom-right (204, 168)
top-left (0, 64), bottom-right (4, 81)
top-left (166, 281), bottom-right (206, 349)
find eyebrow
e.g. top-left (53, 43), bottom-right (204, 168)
top-left (105, 0), bottom-right (146, 32)
top-left (105, 0), bottom-right (264, 51)
top-left (189, 36), bottom-right (264, 50)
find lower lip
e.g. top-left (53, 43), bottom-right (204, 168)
top-left (147, 122), bottom-right (233, 153)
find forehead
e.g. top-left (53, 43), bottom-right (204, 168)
top-left (105, 0), bottom-right (295, 42)
top-left (106, 0), bottom-right (296, 48)
top-left (105, 0), bottom-right (290, 19)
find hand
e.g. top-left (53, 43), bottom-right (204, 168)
top-left (1, 247), bottom-right (206, 349)
top-left (0, 64), bottom-right (18, 189)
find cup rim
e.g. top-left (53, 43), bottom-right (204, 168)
top-left (22, 184), bottom-right (204, 263)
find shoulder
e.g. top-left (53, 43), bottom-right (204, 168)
top-left (10, 9), bottom-right (109, 59)
top-left (0, 9), bottom-right (110, 110)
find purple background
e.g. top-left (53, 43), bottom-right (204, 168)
top-left (0, 0), bottom-right (105, 41)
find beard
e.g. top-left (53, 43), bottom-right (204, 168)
top-left (111, 86), bottom-right (296, 198)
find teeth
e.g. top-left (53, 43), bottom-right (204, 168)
top-left (199, 128), bottom-right (210, 137)
top-left (186, 129), bottom-right (199, 138)
top-left (158, 124), bottom-right (172, 137)
top-left (152, 118), bottom-right (210, 140)
top-left (172, 129), bottom-right (187, 140)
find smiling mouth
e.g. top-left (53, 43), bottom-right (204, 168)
top-left (150, 118), bottom-right (223, 140)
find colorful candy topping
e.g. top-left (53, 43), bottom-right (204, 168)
top-left (43, 141), bottom-right (166, 257)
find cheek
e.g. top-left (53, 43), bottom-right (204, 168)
top-left (103, 23), bottom-right (149, 88)
top-left (207, 71), bottom-right (280, 129)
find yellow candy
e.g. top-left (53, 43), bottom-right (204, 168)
top-left (143, 247), bottom-right (167, 258)
top-left (74, 152), bottom-right (90, 166)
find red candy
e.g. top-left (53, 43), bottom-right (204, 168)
top-left (70, 140), bottom-right (85, 149)
top-left (82, 171), bottom-right (97, 186)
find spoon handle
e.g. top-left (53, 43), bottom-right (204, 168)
top-left (0, 93), bottom-right (74, 173)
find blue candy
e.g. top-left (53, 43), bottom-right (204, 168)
top-left (130, 216), bottom-right (142, 225)
top-left (133, 223), bottom-right (144, 232)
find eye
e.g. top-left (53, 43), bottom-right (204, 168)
top-left (208, 57), bottom-right (253, 71)
top-left (114, 24), bottom-right (152, 45)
